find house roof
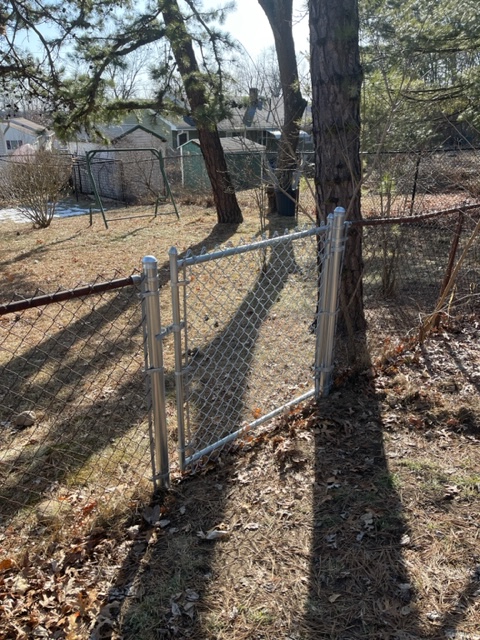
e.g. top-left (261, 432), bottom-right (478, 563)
top-left (181, 136), bottom-right (266, 153)
top-left (112, 124), bottom-right (167, 144)
top-left (162, 95), bottom-right (295, 133)
top-left (1, 117), bottom-right (49, 135)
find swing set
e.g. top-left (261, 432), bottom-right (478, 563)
top-left (85, 147), bottom-right (180, 229)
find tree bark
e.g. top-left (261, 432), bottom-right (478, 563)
top-left (258, 0), bottom-right (307, 193)
top-left (162, 0), bottom-right (243, 224)
top-left (309, 0), bottom-right (366, 333)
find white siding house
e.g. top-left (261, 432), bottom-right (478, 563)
top-left (0, 118), bottom-right (53, 155)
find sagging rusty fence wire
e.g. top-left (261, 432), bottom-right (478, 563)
top-left (358, 205), bottom-right (480, 341)
top-left (0, 273), bottom-right (154, 533)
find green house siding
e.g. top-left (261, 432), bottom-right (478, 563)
top-left (180, 138), bottom-right (265, 192)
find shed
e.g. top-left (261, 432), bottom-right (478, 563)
top-left (72, 125), bottom-right (169, 204)
top-left (180, 136), bottom-right (266, 192)
top-left (112, 124), bottom-right (168, 153)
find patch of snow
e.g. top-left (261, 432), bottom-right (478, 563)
top-left (0, 202), bottom-right (91, 224)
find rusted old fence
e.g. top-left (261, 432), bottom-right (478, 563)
top-left (359, 205), bottom-right (480, 341)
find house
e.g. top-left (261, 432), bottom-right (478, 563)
top-left (69, 92), bottom-right (312, 198)
top-left (0, 117), bottom-right (53, 155)
top-left (117, 89), bottom-right (313, 155)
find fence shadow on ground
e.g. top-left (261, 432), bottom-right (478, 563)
top-left (0, 223), bottom-right (241, 525)
top-left (99, 345), bottom-right (434, 639)
top-left (0, 287), bottom-right (148, 519)
top-left (91, 219), bottom-right (438, 640)
top-left (103, 337), bottom-right (478, 640)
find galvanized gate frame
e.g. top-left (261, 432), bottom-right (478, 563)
top-left (142, 207), bottom-right (348, 488)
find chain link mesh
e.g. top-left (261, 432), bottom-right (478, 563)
top-left (173, 229), bottom-right (328, 465)
top-left (0, 276), bottom-right (151, 535)
top-left (362, 149), bottom-right (480, 215)
top-left (360, 208), bottom-right (480, 340)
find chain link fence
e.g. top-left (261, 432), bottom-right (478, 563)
top-left (0, 209), bottom-right (477, 555)
top-left (361, 149), bottom-right (480, 215)
top-left (0, 274), bottom-right (154, 539)
top-left (163, 150), bottom-right (264, 196)
top-left (166, 226), bottom-right (334, 471)
top-left (69, 150), bottom-right (265, 208)
top-left (77, 145), bottom-right (480, 209)
top-left (358, 207), bottom-right (480, 342)
top-left (3, 146), bottom-right (480, 217)
top-left (300, 149), bottom-right (480, 216)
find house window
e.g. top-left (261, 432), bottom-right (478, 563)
top-left (178, 132), bottom-right (187, 146)
top-left (6, 140), bottom-right (23, 151)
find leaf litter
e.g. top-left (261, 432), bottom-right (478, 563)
top-left (0, 204), bottom-right (479, 638)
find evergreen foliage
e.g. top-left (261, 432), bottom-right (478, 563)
top-left (361, 0), bottom-right (480, 150)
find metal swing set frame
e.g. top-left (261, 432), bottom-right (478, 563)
top-left (86, 147), bottom-right (180, 229)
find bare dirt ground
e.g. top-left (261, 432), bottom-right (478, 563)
top-left (0, 193), bottom-right (479, 639)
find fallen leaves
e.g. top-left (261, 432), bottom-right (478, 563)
top-left (170, 588), bottom-right (200, 622)
top-left (0, 524), bottom-right (130, 640)
top-left (197, 525), bottom-right (230, 541)
top-left (0, 557), bottom-right (16, 572)
top-left (328, 593), bottom-right (342, 603)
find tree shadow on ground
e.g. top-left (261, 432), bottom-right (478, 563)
top-left (302, 366), bottom-right (426, 639)
top-left (0, 223), bottom-right (241, 523)
top-left (99, 349), bottom-right (436, 640)
top-left (75, 224), bottom-right (477, 639)
top-left (95, 364), bottom-right (479, 640)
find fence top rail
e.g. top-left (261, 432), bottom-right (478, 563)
top-left (355, 202), bottom-right (480, 227)
top-left (174, 224), bottom-right (330, 268)
top-left (0, 274), bottom-right (142, 316)
top-left (360, 148), bottom-right (480, 156)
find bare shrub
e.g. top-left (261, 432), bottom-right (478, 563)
top-left (4, 149), bottom-right (72, 228)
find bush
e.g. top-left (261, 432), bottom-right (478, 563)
top-left (5, 149), bottom-right (72, 228)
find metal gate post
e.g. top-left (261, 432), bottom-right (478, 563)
top-left (169, 247), bottom-right (188, 472)
top-left (314, 207), bottom-right (347, 398)
top-left (142, 256), bottom-right (170, 489)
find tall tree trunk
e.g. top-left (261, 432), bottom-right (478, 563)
top-left (162, 0), bottom-right (243, 224)
top-left (258, 0), bottom-right (307, 193)
top-left (309, 0), bottom-right (366, 333)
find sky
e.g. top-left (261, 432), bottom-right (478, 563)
top-left (11, 0), bottom-right (311, 97)
top-left (17, 1), bottom-right (309, 62)
top-left (209, 0), bottom-right (310, 60)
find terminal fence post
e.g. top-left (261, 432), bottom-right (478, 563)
top-left (142, 255), bottom-right (170, 489)
top-left (315, 207), bottom-right (347, 397)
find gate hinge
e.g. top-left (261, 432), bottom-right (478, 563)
top-left (157, 321), bottom-right (185, 339)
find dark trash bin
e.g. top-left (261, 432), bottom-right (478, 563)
top-left (275, 187), bottom-right (297, 217)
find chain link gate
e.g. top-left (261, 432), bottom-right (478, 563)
top-left (142, 208), bottom-right (348, 486)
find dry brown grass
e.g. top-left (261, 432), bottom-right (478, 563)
top-left (0, 192), bottom-right (479, 640)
